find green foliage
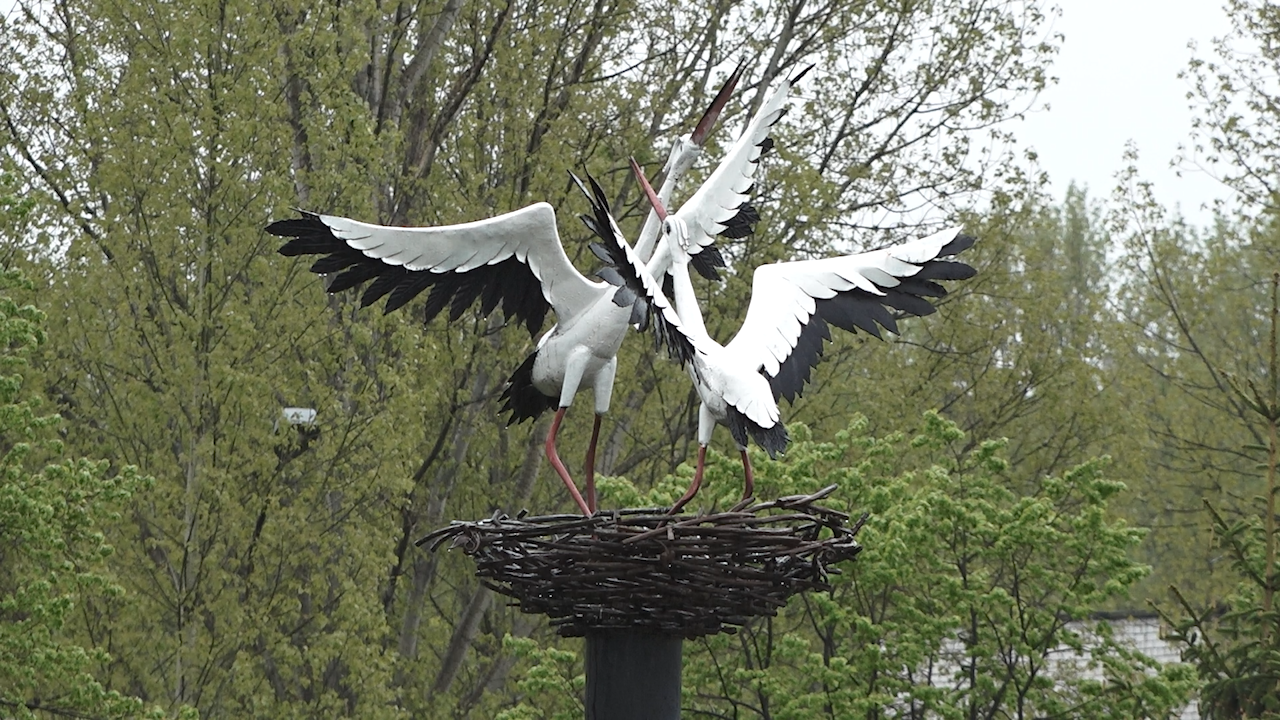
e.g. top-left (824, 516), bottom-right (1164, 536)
top-left (1181, 0), bottom-right (1280, 215)
top-left (493, 636), bottom-right (584, 720)
top-left (1106, 150), bottom-right (1280, 603)
top-left (0, 269), bottom-right (162, 719)
top-left (514, 415), bottom-right (1196, 719)
top-left (677, 413), bottom-right (1193, 719)
top-left (1084, 0), bottom-right (1280, 710)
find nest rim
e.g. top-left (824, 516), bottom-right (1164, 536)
top-left (417, 484), bottom-right (865, 638)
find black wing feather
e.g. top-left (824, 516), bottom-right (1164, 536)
top-left (893, 276), bottom-right (947, 298)
top-left (917, 259), bottom-right (977, 282)
top-left (572, 172), bottom-right (697, 366)
top-left (726, 405), bottom-right (789, 458)
top-left (612, 285), bottom-right (638, 309)
top-left (597, 267), bottom-right (625, 287)
top-left (309, 246), bottom-right (365, 274)
top-left (448, 270), bottom-right (489, 321)
top-left (325, 261), bottom-right (383, 294)
top-left (512, 266), bottom-right (549, 336)
top-left (360, 267), bottom-right (406, 307)
top-left (877, 288), bottom-right (938, 318)
top-left (717, 203), bottom-right (760, 240)
top-left (479, 275), bottom-right (504, 316)
top-left (387, 270), bottom-right (436, 315)
top-left (499, 351), bottom-right (557, 424)
top-left (766, 243), bottom-right (978, 404)
top-left (272, 216), bottom-right (339, 255)
top-left (690, 243), bottom-right (726, 281)
top-left (939, 233), bottom-right (977, 257)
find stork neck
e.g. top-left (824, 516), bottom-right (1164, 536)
top-left (667, 253), bottom-right (711, 344)
top-left (634, 211), bottom-right (663, 264)
top-left (644, 238), bottom-right (671, 280)
top-left (634, 142), bottom-right (695, 262)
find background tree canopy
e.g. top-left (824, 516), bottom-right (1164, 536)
top-left (0, 0), bottom-right (1276, 717)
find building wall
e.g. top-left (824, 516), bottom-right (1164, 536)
top-left (924, 615), bottom-right (1198, 719)
top-left (1049, 616), bottom-right (1197, 720)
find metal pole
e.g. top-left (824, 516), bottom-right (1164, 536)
top-left (584, 630), bottom-right (682, 720)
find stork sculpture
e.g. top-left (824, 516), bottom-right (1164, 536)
top-left (269, 171), bottom-right (695, 516)
top-left (267, 71), bottom-right (746, 516)
top-left (630, 157), bottom-right (977, 514)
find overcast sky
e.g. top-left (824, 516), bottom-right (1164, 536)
top-left (1015, 0), bottom-right (1235, 226)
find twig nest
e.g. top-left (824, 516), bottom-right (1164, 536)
top-left (416, 484), bottom-right (865, 637)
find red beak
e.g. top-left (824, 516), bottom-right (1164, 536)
top-left (630, 157), bottom-right (667, 221)
top-left (689, 60), bottom-right (745, 146)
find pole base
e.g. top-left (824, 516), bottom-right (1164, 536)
top-left (585, 630), bottom-right (682, 720)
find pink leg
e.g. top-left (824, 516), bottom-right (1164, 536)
top-left (583, 413), bottom-right (602, 513)
top-left (740, 449), bottom-right (754, 500)
top-left (546, 407), bottom-right (591, 516)
top-left (669, 445), bottom-right (708, 515)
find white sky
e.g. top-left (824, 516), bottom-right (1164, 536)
top-left (1015, 0), bottom-right (1235, 226)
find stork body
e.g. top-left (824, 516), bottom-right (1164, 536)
top-left (631, 153), bottom-right (978, 513)
top-left (530, 313), bottom-right (625, 412)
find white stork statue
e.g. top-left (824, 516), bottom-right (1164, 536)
top-left (269, 172), bottom-right (696, 516)
top-left (266, 71), bottom-right (748, 516)
top-left (629, 154), bottom-right (977, 514)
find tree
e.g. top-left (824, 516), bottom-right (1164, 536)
top-left (0, 263), bottom-right (161, 719)
top-left (507, 414), bottom-right (1196, 720)
top-left (1111, 2), bottom-right (1280, 711)
top-left (1153, 272), bottom-right (1280, 719)
top-left (1180, 0), bottom-right (1280, 216)
top-left (686, 414), bottom-right (1196, 720)
top-left (1104, 154), bottom-right (1280, 604)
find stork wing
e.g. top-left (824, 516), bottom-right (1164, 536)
top-left (674, 66), bottom-right (810, 257)
top-left (725, 227), bottom-right (977, 404)
top-left (268, 203), bottom-right (600, 337)
top-left (573, 174), bottom-right (698, 366)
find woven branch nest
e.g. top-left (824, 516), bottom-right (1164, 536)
top-left (415, 484), bottom-right (865, 638)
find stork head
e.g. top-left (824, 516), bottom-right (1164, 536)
top-left (630, 156), bottom-right (690, 255)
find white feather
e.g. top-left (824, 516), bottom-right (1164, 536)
top-left (673, 73), bottom-right (802, 258)
top-left (726, 226), bottom-right (968, 378)
top-left (318, 203), bottom-right (600, 320)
